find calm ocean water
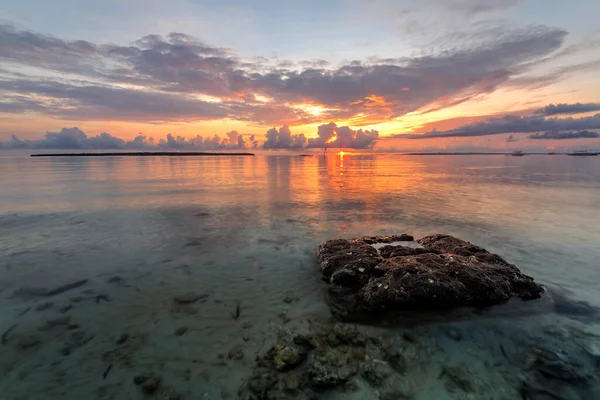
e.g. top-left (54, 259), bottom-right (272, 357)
top-left (1, 151), bottom-right (600, 399)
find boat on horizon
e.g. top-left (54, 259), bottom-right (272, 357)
top-left (511, 150), bottom-right (525, 156)
top-left (567, 150), bottom-right (599, 156)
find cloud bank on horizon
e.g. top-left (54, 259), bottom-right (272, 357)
top-left (0, 127), bottom-right (256, 150)
top-left (529, 130), bottom-right (599, 140)
top-left (263, 123), bottom-right (379, 149)
top-left (534, 103), bottom-right (600, 116)
top-left (0, 124), bottom-right (379, 150)
top-left (407, 112), bottom-right (600, 139)
top-left (0, 0), bottom-right (599, 150)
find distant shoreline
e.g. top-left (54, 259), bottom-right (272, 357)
top-left (398, 152), bottom-right (563, 156)
top-left (30, 152), bottom-right (255, 157)
top-left (24, 151), bottom-right (586, 157)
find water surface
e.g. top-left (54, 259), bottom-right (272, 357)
top-left (1, 152), bottom-right (599, 399)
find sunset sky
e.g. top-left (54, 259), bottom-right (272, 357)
top-left (1, 0), bottom-right (600, 151)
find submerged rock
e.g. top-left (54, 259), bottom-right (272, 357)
top-left (293, 332), bottom-right (315, 349)
top-left (442, 364), bottom-right (475, 392)
top-left (384, 350), bottom-right (407, 374)
top-left (228, 346), bottom-right (245, 360)
top-left (240, 319), bottom-right (376, 399)
top-left (446, 328), bottom-right (463, 341)
top-left (174, 326), bottom-right (188, 336)
top-left (61, 330), bottom-right (94, 355)
top-left (519, 345), bottom-right (597, 400)
top-left (116, 333), bottom-right (129, 344)
top-left (360, 359), bottom-right (391, 386)
top-left (332, 323), bottom-right (364, 345)
top-left (283, 296), bottom-right (298, 304)
top-left (272, 345), bottom-right (306, 371)
top-left (309, 361), bottom-right (354, 388)
top-left (525, 346), bottom-right (590, 383)
top-left (317, 234), bottom-right (543, 322)
top-left (133, 372), bottom-right (162, 394)
top-left (246, 367), bottom-right (278, 397)
top-left (241, 353), bottom-right (316, 400)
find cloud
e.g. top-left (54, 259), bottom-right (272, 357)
top-left (438, 0), bottom-right (525, 14)
top-left (368, 0), bottom-right (525, 31)
top-left (0, 127), bottom-right (251, 150)
top-left (406, 112), bottom-right (600, 138)
top-left (529, 130), bottom-right (599, 140)
top-left (0, 80), bottom-right (229, 123)
top-left (0, 24), bottom-right (99, 74)
top-left (0, 23), bottom-right (571, 125)
top-left (504, 59), bottom-right (600, 91)
top-left (306, 123), bottom-right (379, 149)
top-left (453, 0), bottom-right (525, 14)
top-left (261, 123), bottom-right (379, 149)
top-left (252, 25), bottom-right (566, 123)
top-left (534, 102), bottom-right (600, 116)
top-left (262, 125), bottom-right (307, 149)
top-left (506, 134), bottom-right (519, 142)
top-left (2, 127), bottom-right (126, 149)
top-left (403, 0), bottom-right (526, 16)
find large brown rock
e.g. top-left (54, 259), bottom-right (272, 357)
top-left (317, 234), bottom-right (544, 322)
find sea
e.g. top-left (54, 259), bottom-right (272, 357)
top-left (1, 150), bottom-right (599, 399)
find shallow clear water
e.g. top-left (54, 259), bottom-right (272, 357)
top-left (1, 151), bottom-right (600, 399)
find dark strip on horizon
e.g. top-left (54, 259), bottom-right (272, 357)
top-left (30, 152), bottom-right (255, 157)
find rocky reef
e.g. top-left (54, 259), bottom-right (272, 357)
top-left (317, 234), bottom-right (544, 322)
top-left (238, 318), bottom-right (436, 400)
top-left (238, 315), bottom-right (600, 400)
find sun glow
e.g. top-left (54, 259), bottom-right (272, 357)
top-left (254, 94), bottom-right (272, 103)
top-left (326, 134), bottom-right (337, 144)
top-left (194, 94), bottom-right (223, 103)
top-left (292, 103), bottom-right (337, 116)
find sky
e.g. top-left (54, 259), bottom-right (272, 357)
top-left (1, 0), bottom-right (600, 151)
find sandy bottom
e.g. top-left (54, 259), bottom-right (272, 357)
top-left (1, 246), bottom-right (599, 400)
top-left (1, 210), bottom-right (599, 400)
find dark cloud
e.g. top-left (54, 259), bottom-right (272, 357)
top-left (0, 80), bottom-right (229, 122)
top-left (504, 59), bottom-right (600, 91)
top-left (0, 128), bottom-right (123, 149)
top-left (0, 24), bottom-right (99, 75)
top-left (299, 60), bottom-right (330, 69)
top-left (0, 23), bottom-right (571, 125)
top-left (529, 130), bottom-right (599, 140)
top-left (406, 113), bottom-right (600, 139)
top-left (227, 102), bottom-right (316, 126)
top-left (506, 134), bottom-right (519, 142)
top-left (381, 0), bottom-right (525, 21)
top-left (534, 102), bottom-right (600, 116)
top-left (0, 127), bottom-right (250, 150)
top-left (450, 0), bottom-right (525, 14)
top-left (0, 94), bottom-right (49, 114)
top-left (419, 0), bottom-right (525, 15)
